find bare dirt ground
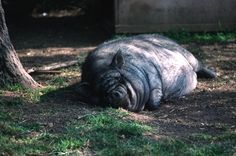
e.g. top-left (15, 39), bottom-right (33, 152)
top-left (7, 17), bottom-right (236, 138)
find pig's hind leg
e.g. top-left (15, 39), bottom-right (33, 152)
top-left (145, 88), bottom-right (163, 110)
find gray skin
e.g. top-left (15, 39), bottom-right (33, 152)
top-left (80, 34), bottom-right (216, 112)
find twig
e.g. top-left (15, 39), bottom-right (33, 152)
top-left (27, 60), bottom-right (78, 74)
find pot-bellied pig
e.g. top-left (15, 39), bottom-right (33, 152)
top-left (79, 34), bottom-right (216, 112)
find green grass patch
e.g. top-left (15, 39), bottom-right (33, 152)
top-left (0, 106), bottom-right (235, 155)
top-left (66, 109), bottom-right (152, 155)
top-left (24, 86), bottom-right (57, 103)
top-left (0, 96), bottom-right (23, 107)
top-left (5, 83), bottom-right (24, 92)
top-left (48, 76), bottom-right (68, 87)
top-left (0, 106), bottom-right (48, 155)
top-left (162, 31), bottom-right (236, 43)
top-left (187, 133), bottom-right (236, 156)
top-left (0, 83), bottom-right (57, 103)
top-left (63, 109), bottom-right (236, 155)
top-left (114, 31), bottom-right (236, 43)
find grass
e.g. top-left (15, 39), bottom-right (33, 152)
top-left (0, 104), bottom-right (235, 155)
top-left (48, 76), bottom-right (68, 87)
top-left (162, 31), bottom-right (236, 43)
top-left (114, 31), bottom-right (236, 43)
top-left (1, 83), bottom-right (58, 104)
top-left (66, 109), bottom-right (153, 155)
top-left (60, 110), bottom-right (236, 156)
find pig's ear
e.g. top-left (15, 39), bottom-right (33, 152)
top-left (111, 50), bottom-right (125, 69)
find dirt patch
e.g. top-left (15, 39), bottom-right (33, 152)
top-left (7, 17), bottom-right (236, 138)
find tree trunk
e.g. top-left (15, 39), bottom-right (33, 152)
top-left (0, 0), bottom-right (40, 89)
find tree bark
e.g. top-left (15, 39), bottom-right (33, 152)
top-left (0, 0), bottom-right (40, 89)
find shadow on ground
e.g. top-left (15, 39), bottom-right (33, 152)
top-left (32, 81), bottom-right (235, 137)
top-left (8, 17), bottom-right (112, 50)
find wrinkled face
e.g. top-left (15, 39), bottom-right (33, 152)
top-left (96, 70), bottom-right (131, 109)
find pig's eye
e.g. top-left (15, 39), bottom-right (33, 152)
top-left (119, 76), bottom-right (126, 83)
